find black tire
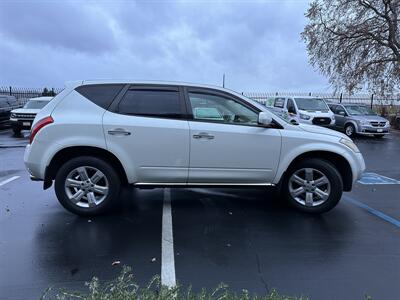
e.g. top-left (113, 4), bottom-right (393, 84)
top-left (282, 158), bottom-right (343, 214)
top-left (12, 127), bottom-right (21, 135)
top-left (344, 123), bottom-right (356, 137)
top-left (55, 156), bottom-right (121, 216)
top-left (374, 134), bottom-right (384, 138)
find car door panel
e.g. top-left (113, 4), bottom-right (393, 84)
top-left (185, 89), bottom-right (282, 184)
top-left (103, 112), bottom-right (190, 183)
top-left (189, 121), bottom-right (281, 183)
top-left (103, 86), bottom-right (190, 183)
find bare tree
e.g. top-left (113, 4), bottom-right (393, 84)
top-left (301, 0), bottom-right (400, 94)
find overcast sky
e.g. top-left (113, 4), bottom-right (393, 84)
top-left (0, 0), bottom-right (330, 92)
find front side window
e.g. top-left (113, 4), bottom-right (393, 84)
top-left (188, 92), bottom-right (258, 125)
top-left (118, 89), bottom-right (182, 119)
top-left (336, 106), bottom-right (347, 115)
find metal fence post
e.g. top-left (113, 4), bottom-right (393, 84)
top-left (9, 86), bottom-right (12, 96)
top-left (370, 94), bottom-right (374, 109)
top-left (339, 93), bottom-right (342, 103)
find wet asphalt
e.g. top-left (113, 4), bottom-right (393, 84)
top-left (0, 128), bottom-right (399, 300)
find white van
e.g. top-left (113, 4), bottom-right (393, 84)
top-left (266, 96), bottom-right (335, 126)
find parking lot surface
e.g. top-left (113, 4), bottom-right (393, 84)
top-left (0, 128), bottom-right (399, 300)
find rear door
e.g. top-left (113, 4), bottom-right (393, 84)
top-left (103, 85), bottom-right (190, 183)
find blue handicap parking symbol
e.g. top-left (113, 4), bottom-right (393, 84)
top-left (358, 172), bottom-right (400, 185)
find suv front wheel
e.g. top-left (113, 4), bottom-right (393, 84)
top-left (55, 156), bottom-right (121, 216)
top-left (282, 159), bottom-right (343, 214)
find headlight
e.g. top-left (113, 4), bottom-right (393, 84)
top-left (386, 121), bottom-right (390, 127)
top-left (358, 119), bottom-right (369, 125)
top-left (299, 113), bottom-right (311, 120)
top-left (340, 138), bottom-right (360, 153)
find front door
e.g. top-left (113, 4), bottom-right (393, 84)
top-left (185, 89), bottom-right (282, 184)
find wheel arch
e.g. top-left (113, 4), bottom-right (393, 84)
top-left (280, 150), bottom-right (353, 192)
top-left (45, 146), bottom-right (129, 186)
top-left (344, 120), bottom-right (358, 132)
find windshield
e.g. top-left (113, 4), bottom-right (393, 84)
top-left (24, 100), bottom-right (49, 109)
top-left (345, 105), bottom-right (376, 116)
top-left (294, 98), bottom-right (329, 111)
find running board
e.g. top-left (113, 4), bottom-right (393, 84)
top-left (134, 182), bottom-right (275, 187)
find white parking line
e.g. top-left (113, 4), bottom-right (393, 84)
top-left (0, 176), bottom-right (20, 187)
top-left (161, 188), bottom-right (176, 287)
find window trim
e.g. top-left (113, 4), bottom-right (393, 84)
top-left (110, 84), bottom-right (187, 120)
top-left (183, 86), bottom-right (270, 128)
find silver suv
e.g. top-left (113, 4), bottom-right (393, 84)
top-left (24, 80), bottom-right (365, 216)
top-left (328, 104), bottom-right (390, 138)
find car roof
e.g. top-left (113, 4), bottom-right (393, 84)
top-left (67, 79), bottom-right (242, 95)
top-left (28, 96), bottom-right (53, 101)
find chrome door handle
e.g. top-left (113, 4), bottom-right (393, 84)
top-left (108, 129), bottom-right (131, 136)
top-left (193, 132), bottom-right (214, 140)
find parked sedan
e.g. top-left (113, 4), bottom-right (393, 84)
top-left (328, 104), bottom-right (390, 138)
top-left (10, 97), bottom-right (53, 134)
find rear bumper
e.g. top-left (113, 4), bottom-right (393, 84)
top-left (24, 143), bottom-right (45, 180)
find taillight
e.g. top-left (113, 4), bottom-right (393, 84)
top-left (29, 116), bottom-right (54, 144)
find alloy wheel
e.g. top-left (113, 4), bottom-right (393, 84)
top-left (288, 168), bottom-right (331, 207)
top-left (64, 166), bottom-right (109, 208)
top-left (345, 125), bottom-right (354, 136)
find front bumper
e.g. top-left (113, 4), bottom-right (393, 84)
top-left (356, 124), bottom-right (390, 135)
top-left (299, 117), bottom-right (335, 127)
top-left (353, 152), bottom-right (366, 182)
top-left (10, 118), bottom-right (34, 130)
top-left (0, 111), bottom-right (11, 124)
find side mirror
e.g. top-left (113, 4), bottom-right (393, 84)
top-left (258, 112), bottom-right (273, 126)
top-left (338, 111), bottom-right (346, 116)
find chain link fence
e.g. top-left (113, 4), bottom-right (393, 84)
top-left (243, 91), bottom-right (400, 107)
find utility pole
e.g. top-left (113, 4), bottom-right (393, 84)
top-left (222, 74), bottom-right (225, 88)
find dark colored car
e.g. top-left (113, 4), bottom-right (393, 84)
top-left (0, 95), bottom-right (19, 126)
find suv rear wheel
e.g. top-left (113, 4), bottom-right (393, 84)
top-left (282, 159), bottom-right (343, 214)
top-left (55, 156), bottom-right (121, 216)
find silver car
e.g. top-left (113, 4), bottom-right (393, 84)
top-left (328, 104), bottom-right (390, 138)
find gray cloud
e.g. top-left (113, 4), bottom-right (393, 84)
top-left (0, 0), bottom-right (329, 92)
top-left (0, 1), bottom-right (116, 54)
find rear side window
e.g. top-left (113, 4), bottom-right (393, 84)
top-left (75, 84), bottom-right (124, 109)
top-left (118, 89), bottom-right (182, 119)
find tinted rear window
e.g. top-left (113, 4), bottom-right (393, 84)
top-left (118, 89), bottom-right (182, 119)
top-left (75, 84), bottom-right (124, 109)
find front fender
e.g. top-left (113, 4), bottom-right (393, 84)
top-left (273, 141), bottom-right (350, 184)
